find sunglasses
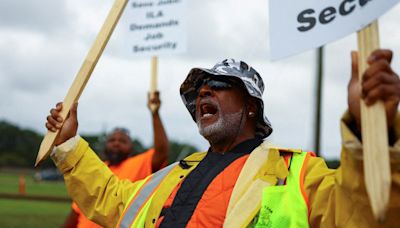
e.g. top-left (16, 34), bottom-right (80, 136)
top-left (196, 77), bottom-right (240, 91)
top-left (184, 77), bottom-right (241, 108)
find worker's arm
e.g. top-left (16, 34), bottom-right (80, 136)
top-left (305, 112), bottom-right (400, 227)
top-left (52, 136), bottom-right (142, 228)
top-left (305, 49), bottom-right (400, 227)
top-left (148, 91), bottom-right (169, 172)
top-left (46, 103), bottom-right (142, 228)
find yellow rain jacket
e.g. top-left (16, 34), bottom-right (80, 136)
top-left (52, 113), bottom-right (400, 227)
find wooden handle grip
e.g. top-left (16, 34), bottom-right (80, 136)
top-left (357, 20), bottom-right (391, 221)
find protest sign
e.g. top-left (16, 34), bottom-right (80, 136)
top-left (269, 0), bottom-right (400, 60)
top-left (125, 0), bottom-right (187, 56)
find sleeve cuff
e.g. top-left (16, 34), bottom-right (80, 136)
top-left (50, 135), bottom-right (80, 161)
top-left (341, 111), bottom-right (400, 163)
top-left (51, 135), bottom-right (89, 173)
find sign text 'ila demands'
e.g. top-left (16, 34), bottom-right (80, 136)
top-left (125, 0), bottom-right (186, 57)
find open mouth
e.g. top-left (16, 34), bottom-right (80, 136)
top-left (198, 100), bottom-right (218, 119)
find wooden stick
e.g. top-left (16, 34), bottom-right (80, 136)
top-left (150, 56), bottom-right (158, 92)
top-left (357, 20), bottom-right (391, 221)
top-left (35, 0), bottom-right (128, 167)
top-left (149, 56), bottom-right (158, 112)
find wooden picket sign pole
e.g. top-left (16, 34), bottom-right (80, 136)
top-left (357, 20), bottom-right (391, 221)
top-left (149, 56), bottom-right (158, 112)
top-left (35, 0), bottom-right (128, 166)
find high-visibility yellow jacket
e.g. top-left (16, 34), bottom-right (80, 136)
top-left (115, 145), bottom-right (312, 228)
top-left (71, 148), bottom-right (156, 228)
top-left (52, 112), bottom-right (400, 227)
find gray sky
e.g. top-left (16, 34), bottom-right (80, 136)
top-left (1, 0), bottom-right (399, 159)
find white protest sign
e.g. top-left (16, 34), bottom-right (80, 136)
top-left (125, 0), bottom-right (187, 56)
top-left (269, 0), bottom-right (400, 60)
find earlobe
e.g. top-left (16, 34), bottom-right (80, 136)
top-left (247, 98), bottom-right (258, 118)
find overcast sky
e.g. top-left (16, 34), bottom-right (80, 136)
top-left (1, 0), bottom-right (399, 159)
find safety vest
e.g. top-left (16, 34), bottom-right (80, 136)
top-left (117, 143), bottom-right (311, 228)
top-left (117, 152), bottom-right (207, 228)
top-left (117, 162), bottom-right (177, 227)
top-left (254, 151), bottom-right (310, 228)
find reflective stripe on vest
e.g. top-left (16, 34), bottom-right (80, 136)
top-left (119, 162), bottom-right (179, 228)
top-left (255, 152), bottom-right (311, 228)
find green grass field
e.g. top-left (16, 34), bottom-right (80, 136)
top-left (0, 172), bottom-right (71, 227)
top-left (0, 198), bottom-right (71, 227)
top-left (0, 172), bottom-right (69, 197)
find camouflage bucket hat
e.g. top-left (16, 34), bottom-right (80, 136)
top-left (180, 58), bottom-right (273, 138)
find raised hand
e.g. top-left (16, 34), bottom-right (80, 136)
top-left (148, 91), bottom-right (161, 114)
top-left (348, 49), bottom-right (400, 131)
top-left (45, 102), bottom-right (79, 146)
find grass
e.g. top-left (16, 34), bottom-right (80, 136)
top-left (0, 198), bottom-right (71, 228)
top-left (0, 172), bottom-right (69, 197)
top-left (0, 171), bottom-right (71, 227)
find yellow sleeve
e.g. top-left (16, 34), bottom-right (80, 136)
top-left (305, 112), bottom-right (400, 227)
top-left (52, 138), bottom-right (141, 228)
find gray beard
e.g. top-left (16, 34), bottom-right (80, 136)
top-left (197, 109), bottom-right (244, 145)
